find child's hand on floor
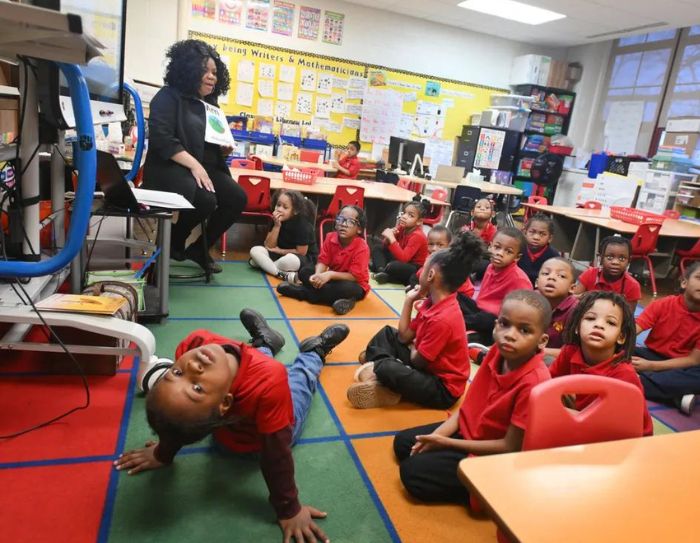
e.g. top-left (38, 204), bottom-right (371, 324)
top-left (114, 441), bottom-right (166, 475)
top-left (310, 272), bottom-right (331, 288)
top-left (278, 505), bottom-right (329, 543)
top-left (411, 433), bottom-right (452, 455)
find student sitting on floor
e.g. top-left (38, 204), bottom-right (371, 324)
top-left (461, 227), bottom-right (532, 346)
top-left (331, 140), bottom-right (362, 179)
top-left (518, 213), bottom-right (560, 286)
top-left (115, 309), bottom-right (349, 543)
top-left (550, 291), bottom-right (653, 435)
top-left (408, 225), bottom-right (478, 301)
top-left (460, 197), bottom-right (496, 279)
top-left (572, 235), bottom-right (641, 312)
top-left (277, 205), bottom-right (369, 315)
top-left (392, 290), bottom-right (552, 504)
top-left (347, 233), bottom-right (483, 409)
top-left (632, 262), bottom-right (700, 415)
top-left (371, 198), bottom-right (429, 286)
top-left (536, 257), bottom-right (578, 361)
top-left (249, 189), bottom-right (317, 283)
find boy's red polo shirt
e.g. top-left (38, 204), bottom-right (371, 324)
top-left (336, 155), bottom-right (360, 179)
top-left (462, 221), bottom-right (497, 244)
top-left (409, 293), bottom-right (469, 397)
top-left (458, 345), bottom-right (550, 440)
top-left (577, 267), bottom-right (641, 305)
top-left (637, 294), bottom-right (700, 358)
top-left (477, 262), bottom-right (532, 315)
top-left (388, 226), bottom-right (428, 265)
top-left (546, 295), bottom-right (578, 348)
top-left (549, 345), bottom-right (653, 436)
top-left (175, 330), bottom-right (294, 453)
top-left (318, 231), bottom-right (370, 294)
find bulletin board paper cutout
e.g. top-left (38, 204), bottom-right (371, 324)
top-left (275, 101), bottom-right (292, 119)
top-left (300, 69), bottom-right (317, 91)
top-left (236, 82), bottom-right (254, 106)
top-left (322, 11), bottom-right (344, 45)
top-left (344, 117), bottom-right (360, 129)
top-left (298, 6), bottom-right (321, 40)
top-left (246, 0), bottom-right (270, 31)
top-left (272, 0), bottom-right (295, 36)
top-left (345, 103), bottom-right (362, 115)
top-left (237, 60), bottom-right (255, 83)
top-left (259, 63), bottom-right (276, 79)
top-left (279, 64), bottom-right (296, 83)
top-left (277, 82), bottom-right (294, 102)
top-left (258, 79), bottom-right (275, 98)
top-left (349, 77), bottom-right (367, 90)
top-left (360, 88), bottom-right (403, 145)
top-left (317, 72), bottom-right (333, 94)
top-left (296, 92), bottom-right (312, 115)
top-left (331, 93), bottom-right (346, 113)
top-left (218, 0), bottom-right (243, 25)
top-left (333, 77), bottom-right (347, 89)
top-left (315, 96), bottom-right (332, 118)
top-left (257, 98), bottom-right (274, 116)
top-left (347, 89), bottom-right (365, 100)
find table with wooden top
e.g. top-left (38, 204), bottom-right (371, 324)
top-left (523, 202), bottom-right (700, 275)
top-left (458, 431), bottom-right (700, 543)
top-left (259, 156), bottom-right (338, 173)
top-left (399, 174), bottom-right (524, 196)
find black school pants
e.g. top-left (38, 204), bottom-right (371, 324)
top-left (635, 346), bottom-right (700, 405)
top-left (370, 244), bottom-right (418, 285)
top-left (393, 422), bottom-right (469, 503)
top-left (145, 163), bottom-right (247, 252)
top-left (294, 265), bottom-right (365, 305)
top-left (365, 326), bottom-right (458, 409)
top-left (457, 294), bottom-right (496, 346)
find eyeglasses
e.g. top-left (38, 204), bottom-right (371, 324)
top-left (335, 216), bottom-right (360, 227)
top-left (603, 255), bottom-right (628, 262)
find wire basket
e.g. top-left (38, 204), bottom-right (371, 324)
top-left (610, 206), bottom-right (665, 226)
top-left (282, 169), bottom-right (316, 185)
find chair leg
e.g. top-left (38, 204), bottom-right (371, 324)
top-left (220, 232), bottom-right (227, 258)
top-left (644, 256), bottom-right (657, 297)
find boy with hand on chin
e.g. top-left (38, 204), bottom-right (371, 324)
top-left (115, 309), bottom-right (349, 543)
top-left (331, 140), bottom-right (361, 179)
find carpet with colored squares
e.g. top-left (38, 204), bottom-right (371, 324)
top-left (1, 256), bottom-right (698, 543)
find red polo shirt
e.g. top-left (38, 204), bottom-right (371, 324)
top-left (409, 293), bottom-right (469, 397)
top-left (336, 155), bottom-right (361, 179)
top-left (461, 221), bottom-right (497, 244)
top-left (458, 345), bottom-right (550, 440)
top-left (415, 266), bottom-right (474, 297)
top-left (546, 295), bottom-right (579, 348)
top-left (549, 345), bottom-right (653, 436)
top-left (477, 262), bottom-right (533, 315)
top-left (577, 267), bottom-right (641, 305)
top-left (637, 294), bottom-right (700, 358)
top-left (174, 330), bottom-right (294, 453)
top-left (318, 232), bottom-right (370, 294)
top-left (387, 226), bottom-right (428, 265)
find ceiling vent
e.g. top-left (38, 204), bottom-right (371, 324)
top-left (586, 22), bottom-right (668, 39)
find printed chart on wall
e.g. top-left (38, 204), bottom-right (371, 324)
top-left (189, 31), bottom-right (365, 147)
top-left (362, 68), bottom-right (499, 175)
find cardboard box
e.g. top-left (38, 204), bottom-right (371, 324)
top-left (666, 116), bottom-right (700, 133)
top-left (510, 54), bottom-right (552, 86)
top-left (662, 131), bottom-right (700, 156)
top-left (0, 96), bottom-right (18, 142)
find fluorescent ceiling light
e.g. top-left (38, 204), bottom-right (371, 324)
top-left (458, 0), bottom-right (566, 25)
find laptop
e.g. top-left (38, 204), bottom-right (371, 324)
top-left (96, 150), bottom-right (140, 210)
top-left (435, 165), bottom-right (465, 183)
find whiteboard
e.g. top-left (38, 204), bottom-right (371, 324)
top-left (604, 101), bottom-right (644, 155)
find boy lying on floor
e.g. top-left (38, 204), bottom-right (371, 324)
top-left (115, 309), bottom-right (349, 543)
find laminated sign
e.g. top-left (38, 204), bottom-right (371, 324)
top-left (202, 101), bottom-right (235, 146)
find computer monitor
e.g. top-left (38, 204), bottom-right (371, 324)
top-left (35, 0), bottom-right (128, 128)
top-left (388, 137), bottom-right (425, 174)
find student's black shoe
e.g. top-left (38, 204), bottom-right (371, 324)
top-left (184, 244), bottom-right (222, 274)
top-left (299, 324), bottom-right (350, 361)
top-left (277, 281), bottom-right (307, 300)
top-left (240, 308), bottom-right (285, 355)
top-left (373, 272), bottom-right (390, 284)
top-left (332, 298), bottom-right (356, 315)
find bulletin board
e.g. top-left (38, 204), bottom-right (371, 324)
top-left (189, 31), bottom-right (365, 146)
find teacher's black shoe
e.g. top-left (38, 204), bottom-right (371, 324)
top-left (185, 244), bottom-right (222, 274)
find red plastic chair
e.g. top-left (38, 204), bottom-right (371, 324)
top-left (248, 155), bottom-right (264, 170)
top-left (318, 185), bottom-right (365, 241)
top-left (396, 177), bottom-right (422, 193)
top-left (230, 158), bottom-right (257, 170)
top-left (676, 238), bottom-right (700, 276)
top-left (221, 174), bottom-right (273, 257)
top-left (524, 195), bottom-right (548, 221)
top-left (663, 209), bottom-right (680, 219)
top-left (300, 149), bottom-right (322, 163)
top-left (580, 200), bottom-right (602, 209)
top-left (630, 222), bottom-right (662, 297)
top-left (422, 188), bottom-right (449, 227)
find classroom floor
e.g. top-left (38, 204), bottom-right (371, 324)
top-left (2, 253), bottom-right (699, 543)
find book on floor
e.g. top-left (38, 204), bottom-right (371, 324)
top-left (35, 294), bottom-right (127, 315)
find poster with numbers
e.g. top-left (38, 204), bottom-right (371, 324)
top-left (272, 1), bottom-right (295, 36)
top-left (298, 5), bottom-right (320, 40)
top-left (474, 128), bottom-right (505, 170)
top-left (322, 11), bottom-right (344, 45)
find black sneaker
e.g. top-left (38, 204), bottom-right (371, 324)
top-left (299, 324), bottom-right (350, 361)
top-left (373, 272), bottom-right (390, 284)
top-left (332, 298), bottom-right (356, 315)
top-left (277, 281), bottom-right (307, 300)
top-left (240, 309), bottom-right (285, 355)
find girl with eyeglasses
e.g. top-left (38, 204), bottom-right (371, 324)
top-left (572, 235), bottom-right (641, 312)
top-left (277, 205), bottom-right (370, 315)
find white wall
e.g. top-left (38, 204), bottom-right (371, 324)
top-left (124, 0), bottom-right (567, 89)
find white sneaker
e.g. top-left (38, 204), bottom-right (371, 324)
top-left (679, 394), bottom-right (697, 416)
top-left (284, 271), bottom-right (301, 285)
top-left (353, 362), bottom-right (377, 382)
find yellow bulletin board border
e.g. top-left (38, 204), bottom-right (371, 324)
top-left (189, 30), bottom-right (509, 155)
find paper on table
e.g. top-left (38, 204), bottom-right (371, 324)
top-left (296, 92), bottom-right (312, 114)
top-left (258, 79), bottom-right (275, 98)
top-left (300, 69), bottom-right (317, 91)
top-left (237, 60), bottom-right (255, 83)
top-left (277, 82), bottom-right (294, 102)
top-left (236, 82), bottom-right (254, 106)
top-left (317, 72), bottom-right (333, 94)
top-left (259, 63), bottom-right (276, 79)
top-left (132, 188), bottom-right (194, 209)
top-left (279, 64), bottom-right (296, 83)
top-left (257, 98), bottom-right (274, 116)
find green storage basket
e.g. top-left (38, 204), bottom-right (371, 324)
top-left (85, 270), bottom-right (146, 312)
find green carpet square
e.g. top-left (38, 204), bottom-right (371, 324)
top-left (371, 289), bottom-right (404, 315)
top-left (167, 286), bottom-right (282, 318)
top-left (169, 262), bottom-right (267, 287)
top-left (652, 416), bottom-right (675, 435)
top-left (108, 442), bottom-right (390, 543)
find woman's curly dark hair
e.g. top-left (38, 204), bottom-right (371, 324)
top-left (164, 39), bottom-right (230, 100)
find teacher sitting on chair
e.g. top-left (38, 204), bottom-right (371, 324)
top-left (143, 39), bottom-right (247, 273)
